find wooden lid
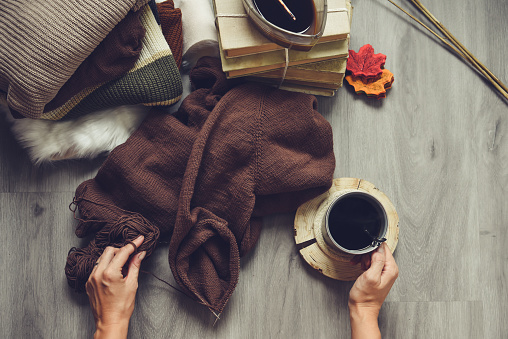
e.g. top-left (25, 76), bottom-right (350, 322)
top-left (294, 178), bottom-right (399, 281)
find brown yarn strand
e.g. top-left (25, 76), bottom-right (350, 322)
top-left (139, 270), bottom-right (221, 321)
top-left (140, 270), bottom-right (188, 295)
top-left (388, 0), bottom-right (508, 101)
top-left (139, 267), bottom-right (222, 319)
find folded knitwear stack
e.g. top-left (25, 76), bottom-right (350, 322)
top-left (0, 0), bottom-right (182, 120)
top-left (65, 57), bottom-right (336, 314)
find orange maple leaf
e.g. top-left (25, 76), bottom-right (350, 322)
top-left (345, 69), bottom-right (394, 99)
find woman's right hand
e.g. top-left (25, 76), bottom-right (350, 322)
top-left (86, 235), bottom-right (146, 339)
top-left (348, 243), bottom-right (399, 339)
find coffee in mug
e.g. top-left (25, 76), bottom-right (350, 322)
top-left (323, 191), bottom-right (388, 254)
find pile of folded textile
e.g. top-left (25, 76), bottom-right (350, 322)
top-left (0, 0), bottom-right (196, 162)
top-left (0, 0), bottom-right (182, 121)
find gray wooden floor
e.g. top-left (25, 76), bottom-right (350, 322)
top-left (1, 0), bottom-right (507, 338)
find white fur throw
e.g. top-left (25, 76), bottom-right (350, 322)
top-left (1, 100), bottom-right (150, 164)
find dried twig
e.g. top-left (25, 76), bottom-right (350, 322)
top-left (388, 0), bottom-right (508, 100)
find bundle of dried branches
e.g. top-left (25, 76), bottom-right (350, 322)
top-left (388, 0), bottom-right (508, 100)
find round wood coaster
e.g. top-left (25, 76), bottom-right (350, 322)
top-left (294, 178), bottom-right (399, 281)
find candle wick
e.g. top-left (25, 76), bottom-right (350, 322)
top-left (277, 0), bottom-right (297, 21)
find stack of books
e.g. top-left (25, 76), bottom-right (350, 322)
top-left (213, 0), bottom-right (352, 96)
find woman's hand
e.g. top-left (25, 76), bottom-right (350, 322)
top-left (86, 235), bottom-right (146, 339)
top-left (348, 243), bottom-right (399, 339)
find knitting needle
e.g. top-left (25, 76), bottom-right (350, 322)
top-left (278, 0), bottom-right (297, 21)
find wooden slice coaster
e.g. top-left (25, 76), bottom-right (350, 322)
top-left (294, 178), bottom-right (399, 281)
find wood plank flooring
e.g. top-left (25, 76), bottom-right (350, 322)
top-left (0, 0), bottom-right (507, 337)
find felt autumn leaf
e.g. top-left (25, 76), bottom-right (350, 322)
top-left (347, 44), bottom-right (387, 79)
top-left (345, 69), bottom-right (394, 99)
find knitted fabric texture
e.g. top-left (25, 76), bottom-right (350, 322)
top-left (157, 0), bottom-right (183, 68)
top-left (65, 57), bottom-right (335, 313)
top-left (43, 10), bottom-right (146, 113)
top-left (148, 0), bottom-right (161, 24)
top-left (0, 0), bottom-right (150, 119)
top-left (39, 5), bottom-right (182, 121)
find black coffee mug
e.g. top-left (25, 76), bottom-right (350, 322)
top-left (322, 191), bottom-right (388, 254)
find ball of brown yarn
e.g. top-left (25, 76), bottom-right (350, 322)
top-left (65, 241), bottom-right (103, 292)
top-left (65, 213), bottom-right (160, 292)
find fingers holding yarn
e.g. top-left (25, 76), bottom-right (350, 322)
top-left (66, 214), bottom-right (160, 292)
top-left (110, 235), bottom-right (145, 270)
top-left (93, 246), bottom-right (120, 275)
top-left (94, 213), bottom-right (160, 256)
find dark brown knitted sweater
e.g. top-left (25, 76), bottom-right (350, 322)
top-left (65, 57), bottom-right (335, 313)
top-left (157, 0), bottom-right (183, 68)
top-left (43, 9), bottom-right (146, 112)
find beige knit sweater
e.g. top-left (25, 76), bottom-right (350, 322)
top-left (0, 0), bottom-right (150, 119)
